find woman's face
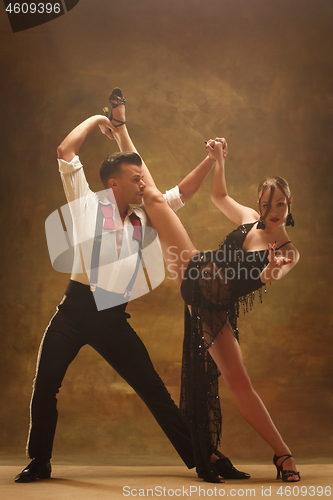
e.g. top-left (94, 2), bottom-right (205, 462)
top-left (258, 186), bottom-right (291, 229)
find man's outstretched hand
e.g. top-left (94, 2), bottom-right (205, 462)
top-left (98, 115), bottom-right (115, 140)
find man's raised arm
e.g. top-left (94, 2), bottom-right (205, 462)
top-left (178, 155), bottom-right (215, 203)
top-left (57, 115), bottom-right (114, 162)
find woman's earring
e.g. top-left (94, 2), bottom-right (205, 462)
top-left (257, 215), bottom-right (265, 230)
top-left (286, 212), bottom-right (295, 227)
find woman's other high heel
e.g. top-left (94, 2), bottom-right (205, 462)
top-left (273, 454), bottom-right (300, 482)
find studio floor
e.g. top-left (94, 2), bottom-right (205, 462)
top-left (1, 461), bottom-right (332, 500)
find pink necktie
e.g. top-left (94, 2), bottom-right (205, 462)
top-left (101, 205), bottom-right (141, 241)
top-left (101, 205), bottom-right (115, 230)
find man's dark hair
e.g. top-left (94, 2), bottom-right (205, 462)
top-left (100, 152), bottom-right (142, 188)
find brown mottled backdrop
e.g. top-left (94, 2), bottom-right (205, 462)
top-left (0, 0), bottom-right (332, 464)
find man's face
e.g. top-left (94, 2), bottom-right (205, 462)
top-left (111, 163), bottom-right (146, 206)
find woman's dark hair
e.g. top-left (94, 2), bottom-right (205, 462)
top-left (257, 176), bottom-right (292, 219)
top-left (100, 152), bottom-right (142, 188)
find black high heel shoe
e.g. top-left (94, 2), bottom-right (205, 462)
top-left (103, 87), bottom-right (126, 128)
top-left (273, 454), bottom-right (300, 482)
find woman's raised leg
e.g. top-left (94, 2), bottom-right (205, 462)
top-left (109, 93), bottom-right (199, 283)
top-left (108, 91), bottom-right (157, 190)
top-left (144, 186), bottom-right (199, 286)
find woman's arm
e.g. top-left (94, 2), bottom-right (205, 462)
top-left (208, 139), bottom-right (259, 226)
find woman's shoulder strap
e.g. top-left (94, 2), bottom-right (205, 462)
top-left (276, 240), bottom-right (292, 251)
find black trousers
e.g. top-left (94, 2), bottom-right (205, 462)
top-left (28, 280), bottom-right (195, 468)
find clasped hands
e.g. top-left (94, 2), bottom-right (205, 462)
top-left (206, 137), bottom-right (228, 160)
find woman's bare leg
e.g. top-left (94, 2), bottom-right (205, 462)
top-left (144, 187), bottom-right (199, 286)
top-left (113, 127), bottom-right (198, 283)
top-left (209, 322), bottom-right (299, 481)
top-left (110, 102), bottom-right (157, 190)
top-left (110, 89), bottom-right (205, 283)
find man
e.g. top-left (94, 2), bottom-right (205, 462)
top-left (15, 89), bottom-right (248, 483)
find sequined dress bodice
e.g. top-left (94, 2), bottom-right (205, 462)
top-left (211, 222), bottom-right (269, 297)
top-left (181, 222), bottom-right (270, 310)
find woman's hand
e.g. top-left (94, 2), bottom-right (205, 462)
top-left (214, 137), bottom-right (228, 158)
top-left (268, 242), bottom-right (292, 267)
top-left (261, 242), bottom-right (298, 283)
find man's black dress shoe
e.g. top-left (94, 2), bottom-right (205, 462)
top-left (215, 456), bottom-right (250, 479)
top-left (197, 456), bottom-right (250, 481)
top-left (14, 459), bottom-right (51, 483)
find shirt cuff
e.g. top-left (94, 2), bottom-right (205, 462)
top-left (58, 155), bottom-right (83, 174)
top-left (163, 185), bottom-right (185, 212)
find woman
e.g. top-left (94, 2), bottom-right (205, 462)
top-left (142, 137), bottom-right (300, 483)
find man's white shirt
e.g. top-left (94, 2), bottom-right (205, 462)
top-left (56, 155), bottom-right (184, 304)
